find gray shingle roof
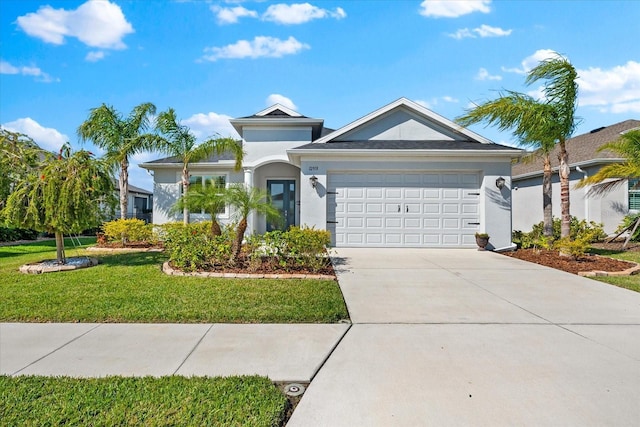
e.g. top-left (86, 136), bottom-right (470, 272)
top-left (513, 119), bottom-right (640, 177)
top-left (293, 140), bottom-right (521, 151)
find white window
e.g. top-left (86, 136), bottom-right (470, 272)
top-left (182, 173), bottom-right (228, 217)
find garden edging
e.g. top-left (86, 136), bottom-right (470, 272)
top-left (578, 260), bottom-right (640, 277)
top-left (162, 261), bottom-right (335, 280)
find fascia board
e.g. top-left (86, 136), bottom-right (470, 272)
top-left (512, 158), bottom-right (625, 180)
top-left (139, 162), bottom-right (237, 170)
top-left (287, 148), bottom-right (522, 159)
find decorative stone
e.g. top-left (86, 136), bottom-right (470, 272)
top-left (19, 257), bottom-right (99, 274)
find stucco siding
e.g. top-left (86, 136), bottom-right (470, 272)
top-left (513, 169), bottom-right (628, 234)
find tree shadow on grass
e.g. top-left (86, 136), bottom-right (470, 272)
top-left (96, 251), bottom-right (167, 268)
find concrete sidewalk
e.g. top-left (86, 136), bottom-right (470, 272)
top-left (0, 323), bottom-right (349, 382)
top-left (288, 248), bottom-right (640, 426)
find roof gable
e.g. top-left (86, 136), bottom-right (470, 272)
top-left (314, 97), bottom-right (494, 145)
top-left (254, 104), bottom-right (302, 118)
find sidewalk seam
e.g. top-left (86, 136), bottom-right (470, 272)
top-left (309, 323), bottom-right (352, 383)
top-left (10, 323), bottom-right (102, 376)
top-left (173, 324), bottom-right (214, 375)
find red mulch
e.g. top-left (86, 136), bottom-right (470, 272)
top-left (503, 248), bottom-right (635, 275)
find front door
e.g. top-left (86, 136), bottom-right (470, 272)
top-left (267, 180), bottom-right (296, 231)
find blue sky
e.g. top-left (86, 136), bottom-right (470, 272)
top-left (1, 0), bottom-right (639, 191)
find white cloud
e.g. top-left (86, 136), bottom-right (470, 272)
top-left (262, 3), bottom-right (346, 24)
top-left (1, 118), bottom-right (68, 152)
top-left (448, 24), bottom-right (511, 39)
top-left (502, 49), bottom-right (559, 74)
top-left (442, 96), bottom-right (459, 103)
top-left (0, 60), bottom-right (57, 82)
top-left (578, 60), bottom-right (640, 113)
top-left (17, 0), bottom-right (134, 50)
top-left (266, 94), bottom-right (297, 110)
top-left (182, 112), bottom-right (239, 139)
top-left (211, 5), bottom-right (258, 24)
top-left (420, 0), bottom-right (490, 18)
top-left (474, 24), bottom-right (511, 37)
top-left (475, 67), bottom-right (502, 81)
top-left (200, 36), bottom-right (310, 61)
top-left (85, 51), bottom-right (106, 62)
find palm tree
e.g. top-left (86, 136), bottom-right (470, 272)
top-left (575, 130), bottom-right (640, 193)
top-left (224, 184), bottom-right (280, 263)
top-left (175, 178), bottom-right (227, 236)
top-left (457, 94), bottom-right (557, 236)
top-left (458, 53), bottom-right (579, 238)
top-left (155, 108), bottom-right (244, 224)
top-left (78, 102), bottom-right (157, 219)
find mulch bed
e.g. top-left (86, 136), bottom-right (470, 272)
top-left (169, 255), bottom-right (336, 277)
top-left (503, 249), bottom-right (635, 275)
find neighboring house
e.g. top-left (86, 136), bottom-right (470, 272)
top-left (140, 98), bottom-right (521, 249)
top-left (113, 180), bottom-right (154, 223)
top-left (512, 119), bottom-right (640, 234)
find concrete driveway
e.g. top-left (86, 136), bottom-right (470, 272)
top-left (288, 248), bottom-right (640, 426)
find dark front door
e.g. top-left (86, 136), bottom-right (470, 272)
top-left (267, 180), bottom-right (296, 231)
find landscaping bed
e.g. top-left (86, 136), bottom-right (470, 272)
top-left (503, 248), bottom-right (636, 275)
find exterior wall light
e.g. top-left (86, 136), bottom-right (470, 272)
top-left (495, 176), bottom-right (506, 189)
top-left (310, 175), bottom-right (318, 189)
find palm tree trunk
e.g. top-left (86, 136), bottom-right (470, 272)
top-left (211, 219), bottom-right (222, 237)
top-left (55, 231), bottom-right (65, 264)
top-left (119, 159), bottom-right (129, 220)
top-left (182, 167), bottom-right (189, 225)
top-left (558, 141), bottom-right (571, 239)
top-left (542, 154), bottom-right (553, 237)
top-left (232, 217), bottom-right (247, 263)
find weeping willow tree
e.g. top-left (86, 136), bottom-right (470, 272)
top-left (1, 144), bottom-right (116, 263)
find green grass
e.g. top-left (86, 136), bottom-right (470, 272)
top-left (0, 239), bottom-right (349, 323)
top-left (589, 247), bottom-right (640, 292)
top-left (0, 375), bottom-right (287, 427)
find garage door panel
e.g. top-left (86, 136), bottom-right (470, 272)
top-left (423, 218), bottom-right (440, 229)
top-left (385, 217), bottom-right (402, 228)
top-left (366, 217), bottom-right (383, 228)
top-left (385, 188), bottom-right (402, 199)
top-left (327, 172), bottom-right (480, 248)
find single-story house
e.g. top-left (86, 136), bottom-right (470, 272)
top-left (113, 181), bottom-right (153, 223)
top-left (140, 98), bottom-right (521, 249)
top-left (512, 119), bottom-right (640, 234)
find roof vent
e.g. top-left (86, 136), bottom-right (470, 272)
top-left (590, 126), bottom-right (606, 134)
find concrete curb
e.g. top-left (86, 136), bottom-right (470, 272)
top-left (162, 261), bottom-right (336, 280)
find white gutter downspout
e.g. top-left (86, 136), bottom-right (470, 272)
top-left (576, 166), bottom-right (589, 222)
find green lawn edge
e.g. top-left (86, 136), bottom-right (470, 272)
top-left (0, 239), bottom-right (349, 323)
top-left (0, 375), bottom-right (288, 427)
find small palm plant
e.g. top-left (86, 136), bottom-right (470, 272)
top-left (174, 177), bottom-right (227, 237)
top-left (224, 184), bottom-right (281, 263)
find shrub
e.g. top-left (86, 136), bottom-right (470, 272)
top-left (102, 219), bottom-right (154, 245)
top-left (283, 226), bottom-right (331, 272)
top-left (515, 216), bottom-right (606, 249)
top-left (0, 227), bottom-right (38, 242)
top-left (554, 236), bottom-right (591, 259)
top-left (161, 222), bottom-right (233, 272)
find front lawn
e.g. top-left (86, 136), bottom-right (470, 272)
top-left (589, 247), bottom-right (640, 292)
top-left (0, 239), bottom-right (349, 323)
top-left (0, 375), bottom-right (287, 427)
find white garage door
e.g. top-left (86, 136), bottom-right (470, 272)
top-left (327, 172), bottom-right (480, 247)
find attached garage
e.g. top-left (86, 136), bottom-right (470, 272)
top-left (287, 98), bottom-right (522, 250)
top-left (327, 171), bottom-right (480, 247)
